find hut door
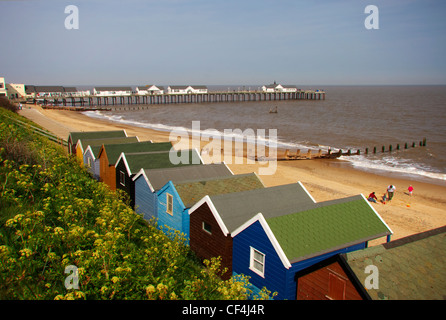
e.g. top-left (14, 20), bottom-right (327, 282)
top-left (327, 273), bottom-right (346, 300)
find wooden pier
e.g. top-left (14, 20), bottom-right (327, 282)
top-left (34, 89), bottom-right (326, 108)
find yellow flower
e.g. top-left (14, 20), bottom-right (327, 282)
top-left (170, 292), bottom-right (178, 300)
top-left (54, 227), bottom-right (64, 235)
top-left (146, 285), bottom-right (156, 299)
top-left (111, 276), bottom-right (119, 283)
top-left (19, 248), bottom-right (32, 257)
top-left (157, 283), bottom-right (167, 291)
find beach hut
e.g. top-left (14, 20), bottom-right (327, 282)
top-left (83, 136), bottom-right (140, 180)
top-left (342, 225), bottom-right (446, 300)
top-left (67, 130), bottom-right (127, 155)
top-left (97, 141), bottom-right (172, 191)
top-left (294, 225), bottom-right (446, 300)
top-left (187, 182), bottom-right (317, 280)
top-left (76, 136), bottom-right (139, 163)
top-left (156, 172), bottom-right (265, 243)
top-left (133, 163), bottom-right (233, 223)
top-left (115, 149), bottom-right (203, 209)
top-left (230, 194), bottom-right (392, 300)
top-left (293, 254), bottom-right (370, 300)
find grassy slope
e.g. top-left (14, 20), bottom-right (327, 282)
top-left (0, 106), bottom-right (272, 300)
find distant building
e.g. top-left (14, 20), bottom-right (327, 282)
top-left (34, 86), bottom-right (65, 97)
top-left (24, 85), bottom-right (83, 98)
top-left (93, 86), bottom-right (132, 96)
top-left (0, 77), bottom-right (7, 97)
top-left (136, 85), bottom-right (164, 95)
top-left (70, 89), bottom-right (91, 97)
top-left (62, 87), bottom-right (90, 97)
top-left (262, 82), bottom-right (298, 93)
top-left (167, 85), bottom-right (208, 94)
top-left (6, 83), bottom-right (25, 99)
top-left (25, 85), bottom-right (37, 99)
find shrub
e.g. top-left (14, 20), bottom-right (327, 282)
top-left (0, 97), bottom-right (17, 113)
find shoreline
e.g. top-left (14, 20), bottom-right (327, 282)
top-left (18, 104), bottom-right (446, 244)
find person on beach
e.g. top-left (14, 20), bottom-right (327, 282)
top-left (387, 185), bottom-right (396, 201)
top-left (367, 192), bottom-right (378, 203)
top-left (408, 185), bottom-right (414, 196)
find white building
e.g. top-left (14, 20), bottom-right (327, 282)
top-left (136, 85), bottom-right (164, 95)
top-left (0, 77), bottom-right (8, 97)
top-left (262, 83), bottom-right (298, 93)
top-left (167, 85), bottom-right (208, 94)
top-left (6, 83), bottom-right (26, 99)
top-left (93, 86), bottom-right (132, 96)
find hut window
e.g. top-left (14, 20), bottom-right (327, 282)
top-left (166, 193), bottom-right (173, 215)
top-left (250, 247), bottom-right (265, 278)
top-left (202, 221), bottom-right (212, 235)
top-left (119, 171), bottom-right (126, 186)
top-left (87, 157), bottom-right (92, 168)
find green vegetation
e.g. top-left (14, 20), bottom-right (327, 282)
top-left (0, 105), bottom-right (274, 300)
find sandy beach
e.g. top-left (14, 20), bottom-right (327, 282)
top-left (18, 104), bottom-right (446, 244)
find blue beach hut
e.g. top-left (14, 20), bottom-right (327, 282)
top-left (133, 163), bottom-right (233, 222)
top-left (156, 172), bottom-right (265, 243)
top-left (230, 194), bottom-right (393, 300)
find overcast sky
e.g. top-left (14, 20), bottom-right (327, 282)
top-left (1, 0), bottom-right (445, 86)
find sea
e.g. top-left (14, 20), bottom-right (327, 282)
top-left (82, 85), bottom-right (446, 186)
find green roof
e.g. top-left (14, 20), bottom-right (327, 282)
top-left (103, 141), bottom-right (172, 165)
top-left (266, 196), bottom-right (392, 263)
top-left (81, 136), bottom-right (139, 155)
top-left (345, 226), bottom-right (446, 300)
top-left (140, 163), bottom-right (233, 190)
top-left (174, 173), bottom-right (265, 208)
top-left (69, 130), bottom-right (127, 142)
top-left (123, 150), bottom-right (202, 174)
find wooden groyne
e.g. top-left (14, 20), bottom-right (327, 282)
top-left (253, 138), bottom-right (428, 161)
top-left (32, 90), bottom-right (326, 108)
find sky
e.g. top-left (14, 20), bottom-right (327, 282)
top-left (1, 0), bottom-right (445, 86)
